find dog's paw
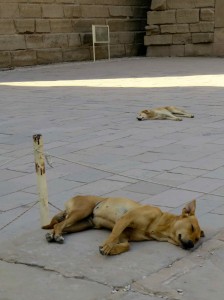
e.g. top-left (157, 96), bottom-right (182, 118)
top-left (176, 117), bottom-right (182, 121)
top-left (54, 235), bottom-right (64, 244)
top-left (45, 232), bottom-right (54, 243)
top-left (99, 244), bottom-right (112, 256)
top-left (190, 115), bottom-right (194, 118)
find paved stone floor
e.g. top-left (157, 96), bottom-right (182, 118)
top-left (1, 57), bottom-right (224, 299)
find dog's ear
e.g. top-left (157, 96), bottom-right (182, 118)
top-left (200, 230), bottom-right (205, 237)
top-left (182, 199), bottom-right (196, 217)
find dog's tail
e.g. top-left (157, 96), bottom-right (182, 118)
top-left (42, 210), bottom-right (66, 229)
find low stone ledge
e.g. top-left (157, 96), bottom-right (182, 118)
top-left (0, 51), bottom-right (11, 68)
top-left (146, 45), bottom-right (171, 56)
top-left (11, 49), bottom-right (37, 66)
top-left (37, 48), bottom-right (63, 64)
top-left (185, 43), bottom-right (213, 55)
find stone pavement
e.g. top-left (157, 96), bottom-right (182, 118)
top-left (1, 57), bottom-right (224, 300)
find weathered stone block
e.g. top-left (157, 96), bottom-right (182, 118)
top-left (192, 32), bottom-right (214, 43)
top-left (110, 32), bottom-right (135, 44)
top-left (80, 33), bottom-right (92, 45)
top-left (146, 45), bottom-right (170, 56)
top-left (56, 0), bottom-right (75, 3)
top-left (167, 0), bottom-right (195, 9)
top-left (25, 35), bottom-right (44, 49)
top-left (215, 0), bottom-right (224, 28)
top-left (81, 6), bottom-right (109, 18)
top-left (213, 43), bottom-right (224, 57)
top-left (170, 45), bottom-right (185, 56)
top-left (37, 49), bottom-right (63, 64)
top-left (29, 0), bottom-right (54, 2)
top-left (19, 4), bottom-right (42, 18)
top-left (90, 44), bottom-right (111, 59)
top-left (67, 33), bottom-right (81, 47)
top-left (176, 9), bottom-right (199, 23)
top-left (0, 35), bottom-right (26, 51)
top-left (190, 22), bottom-right (214, 32)
top-left (73, 19), bottom-right (105, 33)
top-left (173, 33), bottom-right (191, 44)
top-left (50, 19), bottom-right (73, 33)
top-left (0, 20), bottom-right (16, 34)
top-left (42, 5), bottom-right (64, 18)
top-left (109, 6), bottom-right (133, 17)
top-left (185, 43), bottom-right (213, 55)
top-left (148, 10), bottom-right (176, 25)
top-left (214, 28), bottom-right (224, 43)
top-left (0, 3), bottom-right (19, 18)
top-left (43, 34), bottom-right (68, 48)
top-left (144, 34), bottom-right (172, 45)
top-left (195, 0), bottom-right (215, 8)
top-left (62, 48), bottom-right (90, 61)
top-left (15, 20), bottom-right (35, 34)
top-left (110, 44), bottom-right (126, 58)
top-left (161, 24), bottom-right (189, 34)
top-left (36, 20), bottom-right (51, 33)
top-left (151, 0), bottom-right (167, 11)
top-left (0, 51), bottom-right (11, 68)
top-left (125, 44), bottom-right (144, 57)
top-left (200, 8), bottom-right (214, 21)
top-left (133, 7), bottom-right (148, 18)
top-left (108, 20), bottom-right (144, 32)
top-left (11, 50), bottom-right (37, 66)
top-left (64, 5), bottom-right (81, 18)
top-left (145, 25), bottom-right (160, 35)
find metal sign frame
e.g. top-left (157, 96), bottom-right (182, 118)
top-left (92, 25), bottom-right (110, 62)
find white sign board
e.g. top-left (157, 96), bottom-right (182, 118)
top-left (92, 25), bottom-right (110, 61)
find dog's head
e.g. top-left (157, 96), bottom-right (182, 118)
top-left (173, 200), bottom-right (204, 250)
top-left (137, 110), bottom-right (150, 121)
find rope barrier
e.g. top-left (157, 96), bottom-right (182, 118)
top-left (0, 142), bottom-right (218, 231)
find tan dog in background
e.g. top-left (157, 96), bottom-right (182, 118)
top-left (43, 195), bottom-right (204, 255)
top-left (137, 106), bottom-right (194, 121)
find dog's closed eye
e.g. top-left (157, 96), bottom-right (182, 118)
top-left (191, 224), bottom-right (195, 232)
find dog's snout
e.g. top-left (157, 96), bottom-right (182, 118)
top-left (137, 116), bottom-right (143, 121)
top-left (182, 240), bottom-right (194, 250)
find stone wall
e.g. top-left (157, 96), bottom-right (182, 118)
top-left (0, 0), bottom-right (149, 68)
top-left (145, 0), bottom-right (224, 57)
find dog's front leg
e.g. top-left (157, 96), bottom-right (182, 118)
top-left (99, 214), bottom-right (133, 255)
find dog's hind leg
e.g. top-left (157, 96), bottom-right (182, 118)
top-left (169, 107), bottom-right (194, 118)
top-left (51, 208), bottom-right (94, 243)
top-left (63, 219), bottom-right (93, 233)
top-left (163, 111), bottom-right (182, 121)
top-left (42, 210), bottom-right (66, 229)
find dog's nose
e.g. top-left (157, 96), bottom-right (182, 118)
top-left (183, 240), bottom-right (194, 249)
top-left (137, 117), bottom-right (143, 121)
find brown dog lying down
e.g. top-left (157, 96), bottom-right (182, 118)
top-left (43, 195), bottom-right (204, 255)
top-left (137, 106), bottom-right (194, 121)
